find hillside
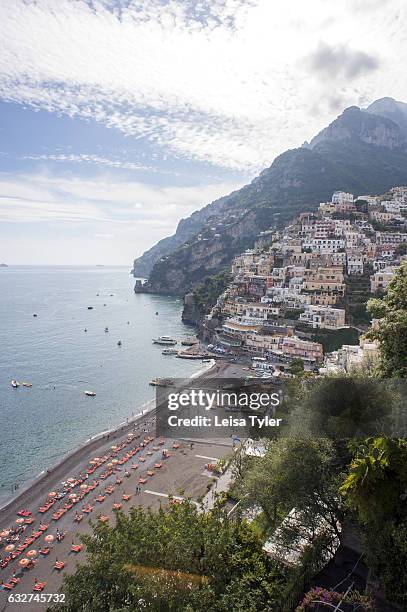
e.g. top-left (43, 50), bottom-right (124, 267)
top-left (133, 102), bottom-right (407, 295)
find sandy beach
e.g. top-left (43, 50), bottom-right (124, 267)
top-left (0, 359), bottom-right (245, 611)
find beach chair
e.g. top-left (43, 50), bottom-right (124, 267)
top-left (147, 470), bottom-right (155, 477)
top-left (154, 463), bottom-right (163, 469)
top-left (139, 457), bottom-right (146, 463)
top-left (33, 581), bottom-right (46, 592)
top-left (54, 561), bottom-right (65, 571)
top-left (131, 463), bottom-right (139, 470)
top-left (138, 478), bottom-right (147, 485)
top-left (71, 544), bottom-right (82, 553)
top-left (122, 494), bottom-right (131, 501)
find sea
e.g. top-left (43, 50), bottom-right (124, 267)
top-left (0, 266), bottom-right (205, 506)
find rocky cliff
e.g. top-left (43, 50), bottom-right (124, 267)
top-left (133, 100), bottom-right (407, 295)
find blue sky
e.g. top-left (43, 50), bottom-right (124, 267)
top-left (0, 0), bottom-right (406, 265)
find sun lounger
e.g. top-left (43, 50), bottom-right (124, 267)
top-left (122, 494), bottom-right (131, 501)
top-left (172, 443), bottom-right (180, 449)
top-left (33, 581), bottom-right (46, 592)
top-left (147, 470), bottom-right (155, 477)
top-left (112, 503), bottom-right (122, 510)
top-left (131, 463), bottom-right (139, 470)
top-left (154, 463), bottom-right (163, 469)
top-left (40, 548), bottom-right (50, 555)
top-left (71, 544), bottom-right (82, 553)
top-left (54, 561), bottom-right (65, 571)
top-left (139, 457), bottom-right (146, 462)
top-left (138, 478), bottom-right (147, 485)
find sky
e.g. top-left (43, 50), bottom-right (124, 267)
top-left (0, 0), bottom-right (406, 265)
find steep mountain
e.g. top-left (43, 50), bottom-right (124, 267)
top-left (133, 103), bottom-right (407, 295)
top-left (366, 97), bottom-right (407, 140)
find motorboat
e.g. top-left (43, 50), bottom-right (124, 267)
top-left (85, 391), bottom-right (96, 397)
top-left (149, 378), bottom-right (174, 387)
top-left (117, 340), bottom-right (122, 346)
top-left (11, 379), bottom-right (20, 388)
top-left (181, 337), bottom-right (198, 346)
top-left (22, 382), bottom-right (33, 387)
top-left (104, 327), bottom-right (109, 332)
top-left (87, 306), bottom-right (93, 310)
top-left (162, 348), bottom-right (179, 355)
top-left (152, 336), bottom-right (177, 346)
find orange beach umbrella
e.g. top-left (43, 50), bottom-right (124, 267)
top-left (19, 558), bottom-right (29, 567)
top-left (27, 549), bottom-right (37, 558)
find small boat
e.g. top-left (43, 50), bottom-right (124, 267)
top-left (181, 337), bottom-right (198, 346)
top-left (155, 311), bottom-right (159, 315)
top-left (162, 348), bottom-right (178, 355)
top-left (117, 340), bottom-right (122, 346)
top-left (84, 328), bottom-right (87, 332)
top-left (149, 378), bottom-right (174, 387)
top-left (22, 382), bottom-right (33, 387)
top-left (33, 313), bottom-right (38, 318)
top-left (87, 306), bottom-right (93, 310)
top-left (152, 336), bottom-right (177, 346)
top-left (104, 327), bottom-right (109, 332)
top-left (176, 352), bottom-right (205, 360)
top-left (11, 379), bottom-right (20, 388)
top-left (85, 391), bottom-right (96, 397)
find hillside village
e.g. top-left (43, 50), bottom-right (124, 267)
top-left (201, 186), bottom-right (407, 373)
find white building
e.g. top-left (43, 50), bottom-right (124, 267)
top-left (347, 252), bottom-right (364, 275)
top-left (299, 305), bottom-right (346, 330)
top-left (332, 191), bottom-right (354, 205)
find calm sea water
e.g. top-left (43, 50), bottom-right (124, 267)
top-left (0, 266), bottom-right (202, 504)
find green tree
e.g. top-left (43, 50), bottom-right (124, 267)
top-left (367, 261), bottom-right (407, 377)
top-left (241, 439), bottom-right (344, 546)
top-left (340, 438), bottom-right (407, 606)
top-left (289, 358), bottom-right (305, 376)
top-left (52, 502), bottom-right (289, 612)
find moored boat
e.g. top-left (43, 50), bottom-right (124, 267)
top-left (162, 348), bottom-right (179, 355)
top-left (11, 379), bottom-right (20, 388)
top-left (181, 337), bottom-right (198, 346)
top-left (152, 336), bottom-right (177, 346)
top-left (149, 378), bottom-right (174, 387)
top-left (85, 390), bottom-right (96, 397)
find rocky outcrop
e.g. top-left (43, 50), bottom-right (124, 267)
top-left (181, 293), bottom-right (205, 327)
top-left (310, 106), bottom-right (406, 150)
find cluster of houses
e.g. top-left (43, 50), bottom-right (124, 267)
top-left (203, 187), bottom-right (407, 370)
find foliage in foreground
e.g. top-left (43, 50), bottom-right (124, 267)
top-left (367, 260), bottom-right (407, 378)
top-left (51, 502), bottom-right (289, 612)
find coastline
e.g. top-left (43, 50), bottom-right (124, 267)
top-left (0, 359), bottom-right (216, 522)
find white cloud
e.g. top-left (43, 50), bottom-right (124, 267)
top-left (1, 0), bottom-right (406, 171)
top-left (0, 169), bottom-right (242, 231)
top-left (21, 153), bottom-right (157, 172)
